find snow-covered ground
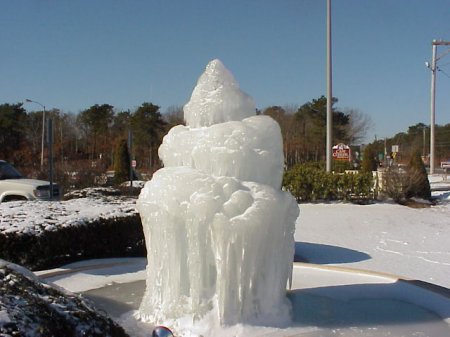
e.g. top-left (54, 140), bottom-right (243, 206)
top-left (296, 174), bottom-right (450, 289)
top-left (296, 201), bottom-right (450, 288)
top-left (28, 174), bottom-right (450, 337)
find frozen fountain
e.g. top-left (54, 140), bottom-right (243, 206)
top-left (136, 59), bottom-right (299, 331)
top-left (40, 59), bottom-right (449, 337)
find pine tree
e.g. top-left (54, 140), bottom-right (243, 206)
top-left (113, 139), bottom-right (130, 185)
top-left (405, 150), bottom-right (431, 200)
top-left (361, 144), bottom-right (378, 172)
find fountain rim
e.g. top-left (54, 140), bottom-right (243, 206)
top-left (292, 261), bottom-right (450, 298)
top-left (37, 258), bottom-right (450, 326)
top-left (37, 258), bottom-right (449, 299)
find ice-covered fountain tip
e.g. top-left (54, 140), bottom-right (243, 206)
top-left (183, 59), bottom-right (256, 128)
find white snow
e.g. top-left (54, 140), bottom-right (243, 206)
top-left (137, 59), bottom-right (299, 328)
top-left (296, 199), bottom-right (450, 289)
top-left (0, 310), bottom-right (11, 324)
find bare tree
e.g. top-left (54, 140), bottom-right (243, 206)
top-left (345, 108), bottom-right (373, 144)
top-left (163, 105), bottom-right (184, 126)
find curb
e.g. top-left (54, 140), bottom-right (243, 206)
top-left (293, 262), bottom-right (450, 299)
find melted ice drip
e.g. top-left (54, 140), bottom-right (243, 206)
top-left (136, 59), bottom-right (299, 330)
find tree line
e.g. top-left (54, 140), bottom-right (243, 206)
top-left (261, 95), bottom-right (371, 168)
top-left (0, 102), bottom-right (183, 189)
top-left (2, 95), bottom-right (448, 191)
top-left (362, 122), bottom-right (450, 170)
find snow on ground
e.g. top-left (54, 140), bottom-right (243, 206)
top-left (296, 202), bottom-right (450, 288)
top-left (27, 175), bottom-right (450, 337)
top-left (296, 174), bottom-right (450, 289)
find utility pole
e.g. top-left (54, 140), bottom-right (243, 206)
top-left (326, 0), bottom-right (333, 172)
top-left (427, 39), bottom-right (450, 174)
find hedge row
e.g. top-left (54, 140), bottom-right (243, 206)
top-left (0, 214), bottom-right (146, 271)
top-left (283, 163), bottom-right (375, 202)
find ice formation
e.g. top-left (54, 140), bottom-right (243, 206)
top-left (136, 59), bottom-right (299, 329)
top-left (158, 116), bottom-right (284, 189)
top-left (183, 59), bottom-right (256, 127)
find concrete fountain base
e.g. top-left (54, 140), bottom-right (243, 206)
top-left (288, 263), bottom-right (449, 336)
top-left (38, 259), bottom-right (450, 337)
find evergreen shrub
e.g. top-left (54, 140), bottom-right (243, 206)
top-left (382, 151), bottom-right (431, 203)
top-left (361, 144), bottom-right (378, 172)
top-left (405, 150), bottom-right (431, 200)
top-left (283, 163), bottom-right (374, 202)
top-left (113, 139), bottom-right (131, 185)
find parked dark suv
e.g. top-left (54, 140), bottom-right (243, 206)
top-left (0, 160), bottom-right (60, 202)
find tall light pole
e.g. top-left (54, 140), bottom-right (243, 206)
top-left (429, 42), bottom-right (437, 175)
top-left (326, 0), bottom-right (333, 172)
top-left (427, 40), bottom-right (450, 174)
top-left (25, 99), bottom-right (46, 169)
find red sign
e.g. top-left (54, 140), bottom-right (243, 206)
top-left (332, 143), bottom-right (351, 161)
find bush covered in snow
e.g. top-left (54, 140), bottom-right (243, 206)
top-left (0, 193), bottom-right (145, 270)
top-left (0, 259), bottom-right (130, 337)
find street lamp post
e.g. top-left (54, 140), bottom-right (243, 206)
top-left (25, 99), bottom-right (46, 169)
top-left (426, 40), bottom-right (450, 174)
top-left (326, 0), bottom-right (333, 172)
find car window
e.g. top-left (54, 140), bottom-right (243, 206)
top-left (0, 162), bottom-right (24, 180)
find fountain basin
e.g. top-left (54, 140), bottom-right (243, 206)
top-left (38, 258), bottom-right (450, 337)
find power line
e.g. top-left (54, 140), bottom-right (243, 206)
top-left (438, 67), bottom-right (450, 78)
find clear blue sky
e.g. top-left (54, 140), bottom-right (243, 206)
top-left (1, 0), bottom-right (449, 141)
